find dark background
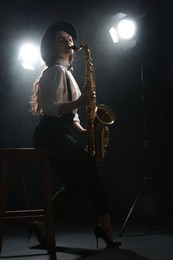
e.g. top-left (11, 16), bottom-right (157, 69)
top-left (0, 0), bottom-right (173, 224)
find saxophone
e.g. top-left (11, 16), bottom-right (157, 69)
top-left (71, 44), bottom-right (115, 162)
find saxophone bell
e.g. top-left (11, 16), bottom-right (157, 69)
top-left (96, 104), bottom-right (115, 125)
top-left (95, 104), bottom-right (116, 162)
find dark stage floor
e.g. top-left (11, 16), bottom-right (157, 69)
top-left (0, 218), bottom-right (173, 260)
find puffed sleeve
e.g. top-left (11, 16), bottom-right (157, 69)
top-left (38, 65), bottom-right (67, 117)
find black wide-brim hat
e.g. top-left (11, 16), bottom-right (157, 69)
top-left (40, 21), bottom-right (77, 64)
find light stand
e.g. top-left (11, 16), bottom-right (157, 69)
top-left (119, 64), bottom-right (152, 237)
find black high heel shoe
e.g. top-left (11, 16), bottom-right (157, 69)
top-left (28, 222), bottom-right (47, 246)
top-left (94, 225), bottom-right (122, 248)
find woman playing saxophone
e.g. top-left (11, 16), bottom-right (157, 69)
top-left (30, 21), bottom-right (121, 248)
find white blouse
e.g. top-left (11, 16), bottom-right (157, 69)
top-left (38, 58), bottom-right (81, 122)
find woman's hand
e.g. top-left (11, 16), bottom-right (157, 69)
top-left (77, 87), bottom-right (96, 106)
top-left (73, 121), bottom-right (87, 135)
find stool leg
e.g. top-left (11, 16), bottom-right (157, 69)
top-left (0, 158), bottom-right (10, 253)
top-left (42, 158), bottom-right (57, 260)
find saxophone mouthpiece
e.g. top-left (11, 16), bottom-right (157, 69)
top-left (70, 45), bottom-right (84, 51)
top-left (70, 45), bottom-right (78, 50)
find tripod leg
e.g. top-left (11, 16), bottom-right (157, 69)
top-left (119, 178), bottom-right (148, 237)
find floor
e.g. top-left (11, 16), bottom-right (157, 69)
top-left (0, 218), bottom-right (173, 260)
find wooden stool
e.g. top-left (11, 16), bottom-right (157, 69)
top-left (0, 148), bottom-right (57, 260)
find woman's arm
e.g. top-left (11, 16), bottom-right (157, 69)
top-left (59, 87), bottom-right (95, 115)
top-left (72, 120), bottom-right (87, 135)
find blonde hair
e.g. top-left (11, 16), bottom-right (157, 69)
top-left (30, 66), bottom-right (48, 115)
top-left (30, 79), bottom-right (42, 115)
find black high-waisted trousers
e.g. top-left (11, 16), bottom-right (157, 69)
top-left (33, 114), bottom-right (109, 219)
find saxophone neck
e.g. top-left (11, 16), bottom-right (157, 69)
top-left (71, 44), bottom-right (91, 59)
top-left (71, 43), bottom-right (88, 51)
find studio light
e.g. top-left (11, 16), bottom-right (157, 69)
top-left (18, 43), bottom-right (42, 70)
top-left (117, 19), bottom-right (136, 40)
top-left (109, 12), bottom-right (137, 50)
